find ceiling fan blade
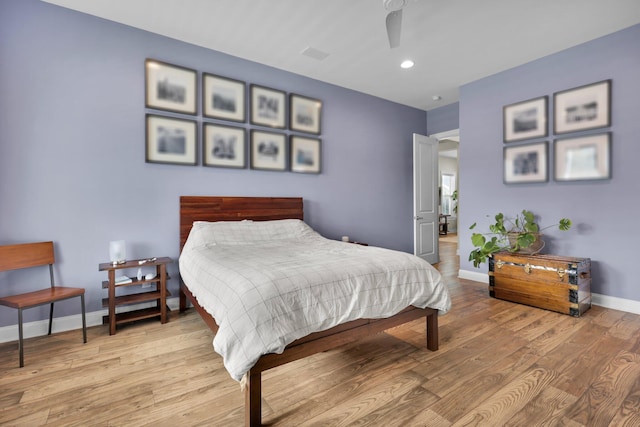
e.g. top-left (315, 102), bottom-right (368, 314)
top-left (386, 9), bottom-right (402, 48)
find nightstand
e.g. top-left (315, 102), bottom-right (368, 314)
top-left (98, 257), bottom-right (171, 335)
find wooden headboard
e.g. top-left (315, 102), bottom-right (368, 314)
top-left (179, 196), bottom-right (304, 251)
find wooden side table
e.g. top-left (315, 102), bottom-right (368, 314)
top-left (439, 214), bottom-right (450, 235)
top-left (98, 257), bottom-right (171, 335)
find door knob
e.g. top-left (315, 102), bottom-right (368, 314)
top-left (415, 216), bottom-right (424, 220)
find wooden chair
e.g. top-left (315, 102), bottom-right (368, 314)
top-left (0, 241), bottom-right (87, 367)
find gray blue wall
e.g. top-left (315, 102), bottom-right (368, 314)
top-left (458, 24), bottom-right (640, 302)
top-left (427, 103), bottom-right (460, 136)
top-left (2, 0), bottom-right (639, 330)
top-left (0, 0), bottom-right (427, 326)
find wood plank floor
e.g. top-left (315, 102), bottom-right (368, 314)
top-left (2, 241), bottom-right (640, 426)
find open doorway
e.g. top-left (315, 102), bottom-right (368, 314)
top-left (429, 129), bottom-right (459, 246)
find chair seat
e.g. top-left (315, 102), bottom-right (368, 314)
top-left (0, 287), bottom-right (85, 309)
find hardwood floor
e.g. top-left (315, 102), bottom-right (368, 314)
top-left (2, 241), bottom-right (640, 426)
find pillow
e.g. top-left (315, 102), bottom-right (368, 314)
top-left (185, 219), bottom-right (318, 248)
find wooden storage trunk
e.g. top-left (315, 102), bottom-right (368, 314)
top-left (488, 252), bottom-right (591, 317)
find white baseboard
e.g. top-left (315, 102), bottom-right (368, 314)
top-left (591, 294), bottom-right (640, 315)
top-left (458, 269), bottom-right (640, 315)
top-left (4, 281), bottom-right (640, 344)
top-left (0, 297), bottom-right (181, 344)
top-left (458, 269), bottom-right (489, 283)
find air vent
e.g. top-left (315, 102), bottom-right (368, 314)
top-left (301, 46), bottom-right (329, 61)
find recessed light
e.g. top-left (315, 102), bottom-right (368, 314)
top-left (400, 60), bottom-right (414, 69)
top-left (432, 95), bottom-right (442, 101)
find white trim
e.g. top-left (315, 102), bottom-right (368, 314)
top-left (0, 297), bottom-right (181, 343)
top-left (591, 294), bottom-right (640, 315)
top-left (5, 286), bottom-right (639, 343)
top-left (458, 269), bottom-right (640, 315)
top-left (458, 269), bottom-right (489, 283)
top-left (429, 128), bottom-right (460, 141)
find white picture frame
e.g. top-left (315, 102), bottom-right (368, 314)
top-left (250, 130), bottom-right (286, 171)
top-left (554, 133), bottom-right (611, 181)
top-left (146, 114), bottom-right (197, 166)
top-left (250, 85), bottom-right (286, 129)
top-left (202, 73), bottom-right (245, 122)
top-left (145, 59), bottom-right (197, 115)
top-left (290, 136), bottom-right (321, 174)
top-left (503, 96), bottom-right (548, 143)
top-left (290, 94), bottom-right (322, 134)
top-left (503, 141), bottom-right (548, 184)
top-left (203, 123), bottom-right (246, 168)
top-left (554, 80), bottom-right (611, 134)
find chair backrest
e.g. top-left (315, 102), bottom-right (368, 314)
top-left (0, 241), bottom-right (55, 272)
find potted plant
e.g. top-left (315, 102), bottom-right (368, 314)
top-left (468, 209), bottom-right (572, 267)
top-left (452, 190), bottom-right (458, 214)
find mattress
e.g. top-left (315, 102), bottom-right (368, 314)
top-left (179, 219), bottom-right (451, 381)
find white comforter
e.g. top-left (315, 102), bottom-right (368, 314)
top-left (179, 219), bottom-right (451, 381)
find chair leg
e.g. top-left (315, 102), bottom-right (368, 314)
top-left (80, 294), bottom-right (87, 343)
top-left (18, 308), bottom-right (24, 368)
top-left (48, 302), bottom-right (54, 335)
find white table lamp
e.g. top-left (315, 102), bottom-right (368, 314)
top-left (109, 240), bottom-right (126, 264)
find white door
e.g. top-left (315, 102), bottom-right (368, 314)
top-left (413, 133), bottom-right (439, 264)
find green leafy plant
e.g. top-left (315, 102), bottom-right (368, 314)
top-left (468, 210), bottom-right (572, 267)
top-left (452, 190), bottom-right (458, 214)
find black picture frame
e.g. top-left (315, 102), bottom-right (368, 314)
top-left (146, 114), bottom-right (198, 166)
top-left (202, 73), bottom-right (245, 122)
top-left (503, 96), bottom-right (548, 143)
top-left (503, 141), bottom-right (548, 184)
top-left (145, 59), bottom-right (197, 115)
top-left (203, 123), bottom-right (246, 169)
top-left (250, 84), bottom-right (286, 129)
top-left (553, 80), bottom-right (611, 134)
top-left (250, 129), bottom-right (287, 171)
top-left (290, 135), bottom-right (321, 174)
top-left (290, 94), bottom-right (322, 134)
top-left (554, 133), bottom-right (611, 181)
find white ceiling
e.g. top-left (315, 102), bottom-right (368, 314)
top-left (42, 0), bottom-right (640, 111)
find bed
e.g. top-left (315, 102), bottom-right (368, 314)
top-left (178, 196), bottom-right (450, 426)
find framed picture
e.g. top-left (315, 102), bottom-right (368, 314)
top-left (554, 133), bottom-right (611, 181)
top-left (503, 141), bottom-right (548, 184)
top-left (290, 136), bottom-right (321, 174)
top-left (250, 130), bottom-right (286, 171)
top-left (290, 94), bottom-right (322, 134)
top-left (202, 73), bottom-right (245, 122)
top-left (146, 114), bottom-right (197, 165)
top-left (145, 59), bottom-right (197, 115)
top-left (250, 85), bottom-right (286, 129)
top-left (203, 123), bottom-right (246, 168)
top-left (554, 80), bottom-right (611, 134)
top-left (503, 96), bottom-right (548, 143)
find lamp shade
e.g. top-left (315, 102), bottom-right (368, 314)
top-left (109, 240), bottom-right (126, 264)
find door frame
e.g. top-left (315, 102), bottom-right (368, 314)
top-left (413, 128), bottom-right (460, 263)
top-left (430, 128), bottom-right (460, 142)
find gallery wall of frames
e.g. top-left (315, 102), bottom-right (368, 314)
top-left (144, 58), bottom-right (323, 174)
top-left (502, 79), bottom-right (611, 184)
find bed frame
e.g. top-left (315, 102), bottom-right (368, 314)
top-left (178, 196), bottom-right (439, 427)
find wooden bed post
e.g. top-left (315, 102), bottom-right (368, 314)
top-left (245, 370), bottom-right (261, 427)
top-left (426, 311), bottom-right (439, 351)
top-left (179, 278), bottom-right (187, 313)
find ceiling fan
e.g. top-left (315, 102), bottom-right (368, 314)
top-left (383, 0), bottom-right (409, 48)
